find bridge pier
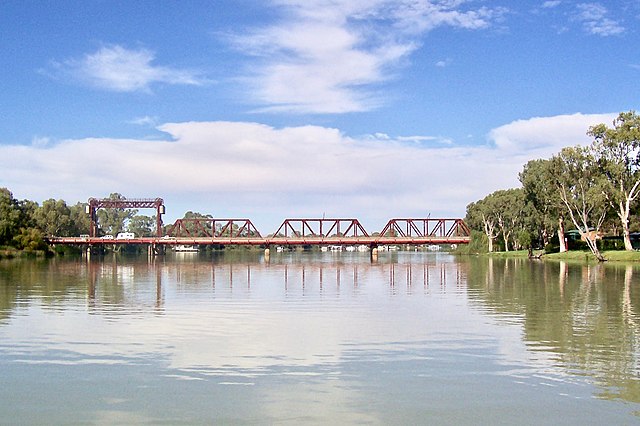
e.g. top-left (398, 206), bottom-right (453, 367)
top-left (148, 243), bottom-right (165, 257)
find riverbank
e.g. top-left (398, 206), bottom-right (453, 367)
top-left (0, 247), bottom-right (51, 259)
top-left (484, 249), bottom-right (640, 262)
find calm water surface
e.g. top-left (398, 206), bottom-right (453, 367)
top-left (1, 251), bottom-right (639, 424)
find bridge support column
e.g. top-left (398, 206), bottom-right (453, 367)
top-left (148, 243), bottom-right (164, 257)
top-left (370, 247), bottom-right (378, 262)
top-left (264, 247), bottom-right (270, 263)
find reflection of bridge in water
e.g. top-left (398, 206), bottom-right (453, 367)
top-left (86, 256), bottom-right (466, 310)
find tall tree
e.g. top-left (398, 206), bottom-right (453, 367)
top-left (127, 215), bottom-right (155, 237)
top-left (491, 188), bottom-right (525, 252)
top-left (550, 146), bottom-right (608, 261)
top-left (69, 202), bottom-right (91, 235)
top-left (96, 193), bottom-right (137, 236)
top-left (589, 111), bottom-right (640, 251)
top-left (519, 159), bottom-right (568, 252)
top-left (0, 188), bottom-right (22, 246)
top-left (466, 198), bottom-right (498, 252)
top-left (34, 199), bottom-right (73, 236)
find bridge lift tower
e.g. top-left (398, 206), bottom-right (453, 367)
top-left (86, 197), bottom-right (165, 238)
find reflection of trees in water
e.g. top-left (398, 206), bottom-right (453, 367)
top-left (0, 258), bottom-right (90, 322)
top-left (466, 257), bottom-right (640, 404)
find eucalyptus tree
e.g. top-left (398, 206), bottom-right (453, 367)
top-left (69, 202), bottom-right (91, 235)
top-left (589, 111), bottom-right (640, 251)
top-left (519, 159), bottom-right (568, 252)
top-left (550, 146), bottom-right (608, 261)
top-left (513, 200), bottom-right (539, 251)
top-left (491, 188), bottom-right (526, 252)
top-left (127, 215), bottom-right (155, 237)
top-left (0, 188), bottom-right (22, 245)
top-left (466, 196), bottom-right (499, 252)
top-left (34, 199), bottom-right (73, 236)
top-left (96, 193), bottom-right (138, 236)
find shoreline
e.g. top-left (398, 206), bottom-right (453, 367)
top-left (477, 249), bottom-right (640, 262)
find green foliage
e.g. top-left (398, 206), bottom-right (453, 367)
top-left (516, 229), bottom-right (532, 249)
top-left (69, 203), bottom-right (91, 235)
top-left (96, 193), bottom-right (137, 236)
top-left (519, 159), bottom-right (562, 247)
top-left (597, 237), bottom-right (624, 251)
top-left (13, 227), bottom-right (48, 251)
top-left (0, 188), bottom-right (90, 251)
top-left (127, 215), bottom-right (155, 237)
top-left (466, 198), bottom-right (498, 252)
top-left (463, 230), bottom-right (489, 254)
top-left (466, 188), bottom-right (528, 252)
top-left (466, 110), bottom-right (640, 262)
top-left (0, 188), bottom-right (22, 245)
top-left (550, 146), bottom-right (608, 260)
top-left (33, 199), bottom-right (73, 236)
top-left (589, 111), bottom-right (640, 250)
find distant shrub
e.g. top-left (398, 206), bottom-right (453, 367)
top-left (544, 243), bottom-right (559, 253)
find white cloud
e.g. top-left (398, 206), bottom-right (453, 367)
top-left (0, 113), bottom-right (617, 230)
top-left (31, 136), bottom-right (51, 147)
top-left (574, 3), bottom-right (624, 36)
top-left (56, 45), bottom-right (206, 92)
top-left (230, 0), bottom-right (507, 114)
top-left (129, 116), bottom-right (160, 127)
top-left (488, 112), bottom-right (616, 158)
top-left (541, 1), bottom-right (561, 8)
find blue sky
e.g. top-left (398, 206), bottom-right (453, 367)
top-left (1, 1), bottom-right (638, 231)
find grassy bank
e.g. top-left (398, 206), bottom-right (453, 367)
top-left (0, 247), bottom-right (52, 259)
top-left (482, 249), bottom-right (640, 262)
top-left (544, 250), bottom-right (640, 262)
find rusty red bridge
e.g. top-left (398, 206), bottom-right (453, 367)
top-left (47, 197), bottom-right (471, 248)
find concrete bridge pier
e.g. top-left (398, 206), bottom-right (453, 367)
top-left (370, 246), bottom-right (378, 262)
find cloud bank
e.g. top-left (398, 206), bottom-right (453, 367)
top-left (0, 113), bottom-right (616, 230)
top-left (230, 0), bottom-right (507, 113)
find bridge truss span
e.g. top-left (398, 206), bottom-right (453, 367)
top-left (272, 218), bottom-right (369, 239)
top-left (48, 200), bottom-right (472, 247)
top-left (87, 197), bottom-right (165, 238)
top-left (380, 218), bottom-right (471, 239)
top-left (166, 218), bottom-right (262, 238)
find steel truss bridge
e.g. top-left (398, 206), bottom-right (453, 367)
top-left (47, 197), bottom-right (471, 248)
top-left (49, 217), bottom-right (470, 247)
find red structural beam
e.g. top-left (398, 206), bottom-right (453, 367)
top-left (166, 218), bottom-right (262, 238)
top-left (48, 234), bottom-right (470, 246)
top-left (379, 219), bottom-right (470, 238)
top-left (87, 197), bottom-right (165, 238)
top-left (272, 219), bottom-right (369, 238)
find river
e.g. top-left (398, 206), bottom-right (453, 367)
top-left (1, 251), bottom-right (639, 424)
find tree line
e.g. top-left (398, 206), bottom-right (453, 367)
top-left (0, 192), bottom-right (163, 252)
top-left (465, 111), bottom-right (640, 261)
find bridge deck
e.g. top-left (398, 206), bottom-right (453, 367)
top-left (48, 236), bottom-right (469, 246)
